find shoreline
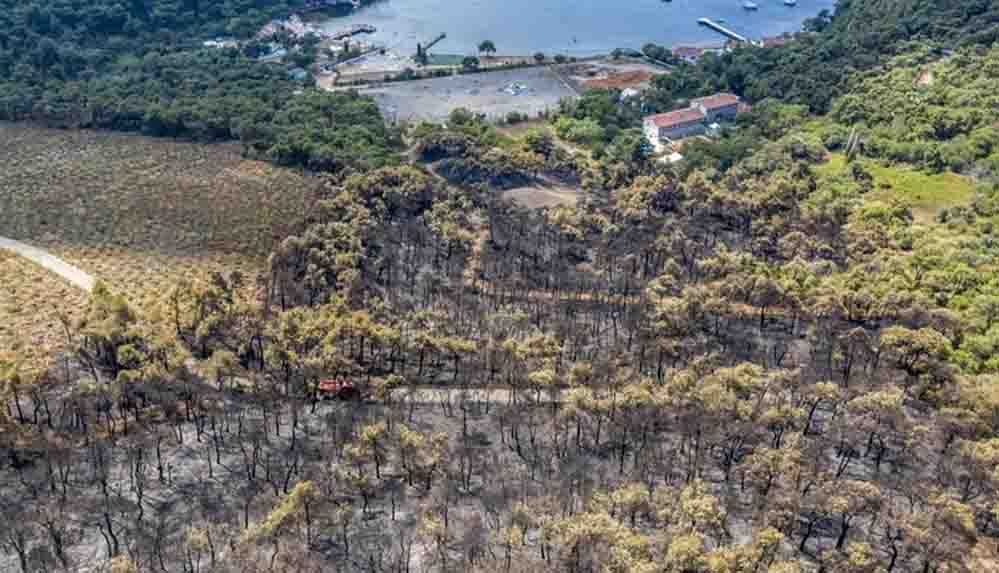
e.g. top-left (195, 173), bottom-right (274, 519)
top-left (311, 0), bottom-right (830, 58)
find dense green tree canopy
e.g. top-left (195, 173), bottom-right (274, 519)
top-left (0, 0), bottom-right (400, 172)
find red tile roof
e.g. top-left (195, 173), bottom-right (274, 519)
top-left (672, 46), bottom-right (706, 59)
top-left (761, 35), bottom-right (791, 47)
top-left (691, 93), bottom-right (740, 110)
top-left (645, 108), bottom-right (706, 129)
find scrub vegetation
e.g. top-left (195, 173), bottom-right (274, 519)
top-left (5, 0), bottom-right (999, 572)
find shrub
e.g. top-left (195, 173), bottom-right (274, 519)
top-left (554, 117), bottom-right (606, 145)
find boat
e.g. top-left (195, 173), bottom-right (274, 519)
top-left (784, 0), bottom-right (797, 5)
top-left (743, 0), bottom-right (759, 9)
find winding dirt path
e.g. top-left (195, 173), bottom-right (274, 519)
top-left (0, 237), bottom-right (95, 292)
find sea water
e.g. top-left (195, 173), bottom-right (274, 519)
top-left (319, 0), bottom-right (835, 56)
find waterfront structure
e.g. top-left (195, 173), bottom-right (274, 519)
top-left (697, 18), bottom-right (750, 44)
top-left (643, 92), bottom-right (741, 148)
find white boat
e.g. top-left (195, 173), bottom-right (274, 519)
top-left (784, 0), bottom-right (797, 5)
top-left (743, 0), bottom-right (759, 9)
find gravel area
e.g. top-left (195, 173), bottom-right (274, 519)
top-left (356, 66), bottom-right (578, 123)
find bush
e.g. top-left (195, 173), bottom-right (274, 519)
top-left (506, 111), bottom-right (528, 125)
top-left (462, 56), bottom-right (480, 71)
top-left (414, 131), bottom-right (477, 162)
top-left (554, 117), bottom-right (605, 146)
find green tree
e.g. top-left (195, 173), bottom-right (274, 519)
top-left (462, 56), bottom-right (480, 71)
top-left (477, 40), bottom-right (497, 57)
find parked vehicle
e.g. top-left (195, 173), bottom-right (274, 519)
top-left (318, 378), bottom-right (362, 400)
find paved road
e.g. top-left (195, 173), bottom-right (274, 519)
top-left (0, 237), bottom-right (95, 292)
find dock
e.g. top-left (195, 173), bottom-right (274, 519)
top-left (302, 0), bottom-right (360, 11)
top-left (697, 18), bottom-right (749, 44)
top-left (329, 24), bottom-right (377, 41)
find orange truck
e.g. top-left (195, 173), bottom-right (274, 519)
top-left (317, 378), bottom-right (361, 401)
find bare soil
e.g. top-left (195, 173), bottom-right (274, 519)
top-left (502, 183), bottom-right (581, 209)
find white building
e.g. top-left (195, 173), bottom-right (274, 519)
top-left (642, 93), bottom-right (742, 149)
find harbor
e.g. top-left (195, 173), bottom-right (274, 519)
top-left (316, 0), bottom-right (835, 57)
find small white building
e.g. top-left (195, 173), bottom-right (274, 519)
top-left (203, 38), bottom-right (237, 49)
top-left (620, 88), bottom-right (641, 101)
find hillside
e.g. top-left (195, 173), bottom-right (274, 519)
top-left (0, 0), bottom-right (401, 172)
top-left (4, 0), bottom-right (999, 572)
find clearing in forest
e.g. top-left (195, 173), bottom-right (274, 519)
top-left (503, 183), bottom-right (580, 209)
top-left (815, 153), bottom-right (977, 223)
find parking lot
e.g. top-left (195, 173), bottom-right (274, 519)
top-left (356, 66), bottom-right (579, 123)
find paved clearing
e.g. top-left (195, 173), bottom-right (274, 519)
top-left (356, 67), bottom-right (578, 123)
top-left (0, 237), bottom-right (95, 292)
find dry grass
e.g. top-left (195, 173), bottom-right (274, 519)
top-left (0, 251), bottom-right (87, 374)
top-left (0, 122), bottom-right (322, 372)
top-left (0, 123), bottom-right (321, 306)
top-left (503, 184), bottom-right (580, 209)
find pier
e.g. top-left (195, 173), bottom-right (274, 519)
top-left (697, 18), bottom-right (749, 44)
top-left (329, 23), bottom-right (377, 41)
top-left (302, 0), bottom-right (360, 12)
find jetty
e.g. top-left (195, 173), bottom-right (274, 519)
top-left (329, 23), bottom-right (376, 41)
top-left (302, 0), bottom-right (360, 11)
top-left (697, 18), bottom-right (749, 44)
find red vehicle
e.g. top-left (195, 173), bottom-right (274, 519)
top-left (317, 377), bottom-right (361, 401)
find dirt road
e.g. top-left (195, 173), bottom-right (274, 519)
top-left (387, 386), bottom-right (560, 404)
top-left (0, 242), bottom-right (556, 405)
top-left (0, 237), bottom-right (95, 292)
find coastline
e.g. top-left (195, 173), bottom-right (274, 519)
top-left (314, 0), bottom-right (834, 57)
